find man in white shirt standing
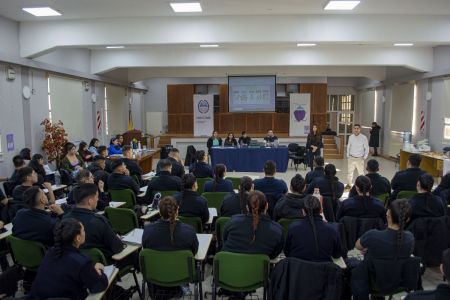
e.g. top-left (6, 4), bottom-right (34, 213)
top-left (346, 124), bottom-right (369, 188)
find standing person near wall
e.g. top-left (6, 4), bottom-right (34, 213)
top-left (369, 122), bottom-right (381, 156)
top-left (346, 124), bottom-right (369, 189)
top-left (306, 124), bottom-right (323, 171)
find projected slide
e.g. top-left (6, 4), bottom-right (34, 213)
top-left (228, 76), bottom-right (276, 112)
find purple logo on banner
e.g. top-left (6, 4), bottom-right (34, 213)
top-left (6, 134), bottom-right (14, 152)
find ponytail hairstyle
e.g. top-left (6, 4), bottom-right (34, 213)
top-left (78, 141), bottom-right (88, 154)
top-left (180, 173), bottom-right (197, 206)
top-left (238, 176), bottom-right (253, 214)
top-left (389, 199), bottom-right (412, 256)
top-left (213, 164), bottom-right (226, 192)
top-left (354, 176), bottom-right (372, 213)
top-left (195, 150), bottom-right (206, 163)
top-left (246, 191), bottom-right (267, 243)
top-left (23, 186), bottom-right (43, 208)
top-left (159, 196), bottom-right (179, 245)
top-left (324, 164), bottom-right (337, 201)
top-left (303, 195), bottom-right (322, 255)
top-left (29, 154), bottom-right (46, 178)
top-left (53, 218), bottom-right (83, 258)
top-left (418, 174), bottom-right (434, 209)
top-left (290, 174), bottom-right (306, 194)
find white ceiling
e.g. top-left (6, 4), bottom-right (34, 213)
top-left (1, 0), bottom-right (450, 21)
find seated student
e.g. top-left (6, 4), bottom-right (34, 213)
top-left (167, 148), bottom-right (185, 178)
top-left (63, 183), bottom-right (124, 259)
top-left (305, 156), bottom-right (325, 184)
top-left (19, 148), bottom-right (32, 162)
top-left (349, 159), bottom-right (391, 198)
top-left (352, 199), bottom-right (414, 300)
top-left (98, 145), bottom-right (113, 173)
top-left (253, 160), bottom-right (288, 212)
top-left (67, 169), bottom-right (109, 210)
top-left (144, 159), bottom-right (181, 204)
top-left (273, 174), bottom-right (308, 221)
top-left (88, 138), bottom-right (100, 156)
top-left (87, 155), bottom-right (110, 191)
top-left (405, 248), bottom-right (450, 299)
top-left (337, 176), bottom-right (386, 221)
top-left (306, 163), bottom-right (344, 200)
top-left (107, 159), bottom-right (140, 196)
top-left (238, 131), bottom-right (251, 147)
top-left (263, 129), bottom-right (278, 146)
top-left (174, 174), bottom-right (209, 224)
top-left (433, 171), bottom-right (450, 197)
top-left (408, 174), bottom-right (446, 222)
top-left (284, 195), bottom-right (342, 262)
top-left (222, 191), bottom-right (284, 259)
top-left (9, 155), bottom-right (26, 187)
top-left (108, 137), bottom-right (123, 156)
top-left (29, 218), bottom-right (108, 300)
top-left (206, 130), bottom-right (222, 155)
top-left (223, 132), bottom-right (238, 147)
top-left (60, 142), bottom-right (86, 176)
top-left (122, 145), bottom-right (143, 180)
top-left (189, 150), bottom-right (214, 178)
top-left (78, 141), bottom-right (93, 162)
top-left (391, 154), bottom-right (426, 199)
top-left (221, 176), bottom-right (253, 217)
top-left (28, 154), bottom-right (48, 186)
top-left (0, 188), bottom-right (8, 223)
top-left (116, 134), bottom-right (124, 147)
top-left (12, 186), bottom-right (64, 246)
top-left (204, 164), bottom-right (234, 193)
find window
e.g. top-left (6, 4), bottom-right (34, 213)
top-left (47, 77), bottom-right (52, 122)
top-left (327, 95), bottom-right (354, 111)
top-left (104, 86), bottom-right (109, 136)
top-left (444, 118), bottom-right (450, 140)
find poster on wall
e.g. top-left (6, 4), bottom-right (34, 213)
top-left (193, 94), bottom-right (214, 137)
top-left (289, 93), bottom-right (311, 136)
top-left (6, 134), bottom-right (14, 152)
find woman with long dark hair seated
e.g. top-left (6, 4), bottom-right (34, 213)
top-left (107, 137), bottom-right (123, 155)
top-left (203, 164), bottom-right (233, 193)
top-left (78, 141), bottom-right (93, 162)
top-left (88, 138), bottom-right (100, 156)
top-left (60, 142), bottom-right (85, 176)
top-left (29, 218), bottom-right (108, 300)
top-left (220, 176), bottom-right (253, 217)
top-left (28, 154), bottom-right (48, 185)
top-left (409, 174), bottom-right (446, 222)
top-left (284, 195), bottom-right (342, 262)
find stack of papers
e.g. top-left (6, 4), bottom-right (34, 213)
top-left (121, 228), bottom-right (144, 245)
top-left (103, 265), bottom-right (115, 279)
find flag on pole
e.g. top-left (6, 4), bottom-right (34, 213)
top-left (420, 110), bottom-right (425, 134)
top-left (128, 108), bottom-right (133, 130)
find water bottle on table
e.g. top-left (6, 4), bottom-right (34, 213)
top-left (55, 170), bottom-right (61, 186)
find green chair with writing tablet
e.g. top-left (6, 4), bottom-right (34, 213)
top-left (109, 189), bottom-right (136, 209)
top-left (104, 207), bottom-right (138, 235)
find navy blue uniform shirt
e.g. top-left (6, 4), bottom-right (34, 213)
top-left (174, 190), bottom-right (210, 224)
top-left (336, 195), bottom-right (386, 221)
top-left (107, 172), bottom-right (140, 196)
top-left (305, 167), bottom-right (325, 184)
top-left (12, 208), bottom-right (59, 246)
top-left (391, 167), bottom-right (426, 199)
top-left (204, 178), bottom-right (234, 193)
top-left (189, 162), bottom-right (214, 178)
top-left (144, 171), bottom-right (181, 203)
top-left (306, 176), bottom-right (344, 199)
top-left (409, 193), bottom-right (446, 221)
top-left (220, 192), bottom-right (245, 217)
top-left (272, 193), bottom-right (307, 221)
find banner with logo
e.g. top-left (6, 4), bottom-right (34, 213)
top-left (193, 94), bottom-right (214, 137)
top-left (289, 93), bottom-right (311, 136)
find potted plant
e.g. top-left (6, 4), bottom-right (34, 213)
top-left (41, 118), bottom-right (68, 168)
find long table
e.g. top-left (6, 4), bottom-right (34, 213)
top-left (399, 150), bottom-right (447, 177)
top-left (211, 147), bottom-right (289, 172)
top-left (109, 149), bottom-right (160, 173)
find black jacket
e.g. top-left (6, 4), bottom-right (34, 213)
top-left (405, 284), bottom-right (450, 300)
top-left (174, 190), bottom-right (210, 224)
top-left (87, 163), bottom-right (110, 191)
top-left (369, 125), bottom-right (381, 147)
top-left (337, 196), bottom-right (386, 221)
top-left (306, 176), bottom-right (344, 199)
top-left (12, 208), bottom-right (60, 246)
top-left (269, 257), bottom-right (342, 300)
top-left (189, 161), bottom-right (214, 178)
top-left (220, 192), bottom-right (245, 217)
top-left (107, 172), bottom-right (140, 196)
top-left (223, 138), bottom-right (237, 147)
top-left (272, 193), bottom-right (307, 221)
top-left (123, 158), bottom-right (143, 178)
top-left (207, 137), bottom-right (222, 153)
top-left (203, 178), bottom-right (234, 193)
top-left (238, 136), bottom-right (251, 146)
top-left (306, 133), bottom-right (323, 154)
top-left (63, 207), bottom-right (124, 259)
top-left (144, 171), bottom-right (181, 203)
top-left (222, 214), bottom-right (284, 259)
top-left (366, 173), bottom-right (391, 196)
top-left (305, 167), bottom-right (325, 184)
top-left (391, 167), bottom-right (426, 199)
top-left (409, 193), bottom-right (446, 221)
top-left (168, 157), bottom-right (185, 178)
top-left (433, 173), bottom-right (450, 196)
top-left (339, 216), bottom-right (386, 252)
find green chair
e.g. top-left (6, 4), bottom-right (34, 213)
top-left (277, 218), bottom-right (301, 237)
top-left (178, 216), bottom-right (203, 233)
top-left (202, 192), bottom-right (229, 213)
top-left (104, 207), bottom-right (139, 235)
top-left (132, 174), bottom-right (140, 185)
top-left (397, 190), bottom-right (417, 199)
top-left (215, 217), bottom-right (231, 249)
top-left (109, 189), bottom-right (136, 209)
top-left (140, 249), bottom-right (199, 300)
top-left (157, 190), bottom-right (179, 198)
top-left (81, 248), bottom-right (107, 265)
top-left (7, 236), bottom-right (46, 272)
top-left (226, 177), bottom-right (241, 190)
top-left (212, 252), bottom-right (270, 300)
top-left (374, 193), bottom-right (390, 205)
top-left (196, 177), bottom-right (213, 194)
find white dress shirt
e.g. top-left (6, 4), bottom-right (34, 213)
top-left (347, 134), bottom-right (369, 159)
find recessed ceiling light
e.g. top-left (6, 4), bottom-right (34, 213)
top-left (394, 43), bottom-right (414, 47)
top-left (22, 7), bottom-right (61, 17)
top-left (170, 2), bottom-right (202, 13)
top-left (106, 46), bottom-right (125, 49)
top-left (200, 44), bottom-right (219, 48)
top-left (297, 43), bottom-right (317, 47)
top-left (324, 1), bottom-right (360, 11)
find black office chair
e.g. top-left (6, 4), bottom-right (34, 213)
top-left (288, 144), bottom-right (307, 171)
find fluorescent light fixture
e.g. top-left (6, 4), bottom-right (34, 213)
top-left (324, 1), bottom-right (360, 10)
top-left (394, 43), bottom-right (414, 47)
top-left (170, 2), bottom-right (202, 12)
top-left (22, 7), bottom-right (61, 17)
top-left (106, 46), bottom-right (125, 49)
top-left (200, 44), bottom-right (219, 48)
top-left (297, 43), bottom-right (316, 47)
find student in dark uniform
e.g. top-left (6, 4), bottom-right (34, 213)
top-left (408, 174), bottom-right (446, 222)
top-left (28, 154), bottom-right (49, 185)
top-left (391, 154), bottom-right (426, 199)
top-left (223, 132), bottom-right (238, 147)
top-left (306, 164), bottom-right (344, 199)
top-left (107, 159), bottom-right (140, 196)
top-left (363, 159), bottom-right (391, 197)
top-left (189, 150), bottom-right (214, 178)
top-left (88, 155), bottom-right (110, 191)
top-left (433, 171), bottom-right (450, 197)
top-left (122, 145), bottom-right (143, 181)
top-left (337, 175), bottom-right (386, 221)
top-left (273, 174), bottom-right (308, 221)
top-left (204, 164), bottom-right (233, 193)
top-left (67, 169), bottom-right (109, 210)
top-left (238, 131), bottom-right (251, 147)
top-left (263, 129), bottom-right (278, 146)
top-left (63, 183), bottom-right (124, 260)
top-left (284, 195), bottom-right (342, 262)
top-left (221, 176), bottom-right (253, 217)
top-left (144, 159), bottom-right (181, 204)
top-left (306, 124), bottom-right (323, 171)
top-left (206, 130), bottom-right (222, 156)
top-left (12, 186), bottom-right (64, 246)
top-left (352, 199), bottom-right (414, 300)
top-left (10, 155), bottom-right (26, 186)
top-left (222, 191), bottom-right (284, 259)
top-left (305, 156), bottom-right (325, 184)
top-left (174, 174), bottom-right (210, 224)
top-left (167, 148), bottom-right (185, 178)
top-left (30, 218), bottom-right (108, 300)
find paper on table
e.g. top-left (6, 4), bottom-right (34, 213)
top-left (121, 228), bottom-right (144, 245)
top-left (55, 198), bottom-right (67, 205)
top-left (103, 265), bottom-right (115, 280)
